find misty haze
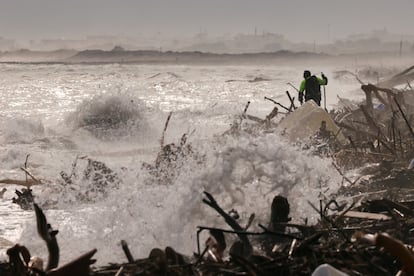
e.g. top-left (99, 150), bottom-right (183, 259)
top-left (0, 1), bottom-right (414, 276)
top-left (0, 0), bottom-right (414, 56)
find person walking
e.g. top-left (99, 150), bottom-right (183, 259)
top-left (298, 70), bottom-right (328, 106)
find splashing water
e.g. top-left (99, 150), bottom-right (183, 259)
top-left (0, 63), bottom-right (363, 265)
top-left (17, 130), bottom-right (341, 265)
top-left (66, 92), bottom-right (153, 141)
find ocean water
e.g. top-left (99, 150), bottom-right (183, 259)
top-left (0, 63), bottom-right (372, 265)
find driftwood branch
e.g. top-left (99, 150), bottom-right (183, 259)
top-left (202, 192), bottom-right (252, 255)
top-left (242, 101), bottom-right (250, 116)
top-left (394, 97), bottom-right (414, 139)
top-left (286, 82), bottom-right (300, 93)
top-left (285, 90), bottom-right (297, 111)
top-left (47, 249), bottom-right (97, 276)
top-left (0, 179), bottom-right (40, 187)
top-left (6, 244), bottom-right (31, 275)
top-left (33, 204), bottom-right (97, 275)
top-left (361, 83), bottom-right (397, 112)
top-left (160, 112), bottom-right (173, 149)
top-left (359, 105), bottom-right (395, 155)
top-left (197, 225), bottom-right (302, 240)
top-left (20, 167), bottom-right (41, 184)
top-left (121, 240), bottom-right (135, 263)
top-left (0, 155), bottom-right (42, 187)
top-left (331, 161), bottom-right (356, 186)
top-left (24, 154), bottom-right (30, 182)
top-left (239, 101), bottom-right (251, 125)
top-left (264, 96), bottom-right (290, 112)
top-left (34, 203), bottom-right (59, 271)
top-left (307, 201), bottom-right (350, 243)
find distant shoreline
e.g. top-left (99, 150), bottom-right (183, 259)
top-left (0, 49), bottom-right (410, 65)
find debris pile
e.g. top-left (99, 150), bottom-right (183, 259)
top-left (332, 66), bottom-right (414, 168)
top-left (240, 65), bottom-right (414, 200)
top-left (2, 193), bottom-right (414, 275)
top-left (90, 195), bottom-right (414, 276)
top-left (327, 66), bottom-right (414, 202)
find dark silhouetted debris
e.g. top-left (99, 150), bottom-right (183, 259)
top-left (2, 193), bottom-right (414, 275)
top-left (12, 188), bottom-right (34, 210)
top-left (1, 204), bottom-right (96, 276)
top-left (34, 203), bottom-right (59, 270)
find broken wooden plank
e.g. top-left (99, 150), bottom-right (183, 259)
top-left (0, 179), bottom-right (40, 187)
top-left (341, 211), bottom-right (391, 221)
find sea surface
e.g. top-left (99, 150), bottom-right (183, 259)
top-left (0, 62), bottom-right (383, 264)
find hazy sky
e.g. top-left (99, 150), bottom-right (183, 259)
top-left (0, 0), bottom-right (413, 42)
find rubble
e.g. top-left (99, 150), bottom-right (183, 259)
top-left (277, 100), bottom-right (347, 144)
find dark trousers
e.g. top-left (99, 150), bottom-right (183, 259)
top-left (305, 97), bottom-right (321, 106)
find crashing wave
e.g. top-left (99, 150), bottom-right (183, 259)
top-left (66, 93), bottom-right (151, 140)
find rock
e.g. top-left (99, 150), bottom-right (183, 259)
top-left (277, 101), bottom-right (346, 144)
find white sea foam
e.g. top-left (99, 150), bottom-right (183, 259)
top-left (15, 129), bottom-right (341, 265)
top-left (0, 62), bottom-right (394, 265)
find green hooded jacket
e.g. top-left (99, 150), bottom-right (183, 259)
top-left (299, 76), bottom-right (327, 94)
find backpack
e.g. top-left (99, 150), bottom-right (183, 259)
top-left (305, 75), bottom-right (321, 101)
